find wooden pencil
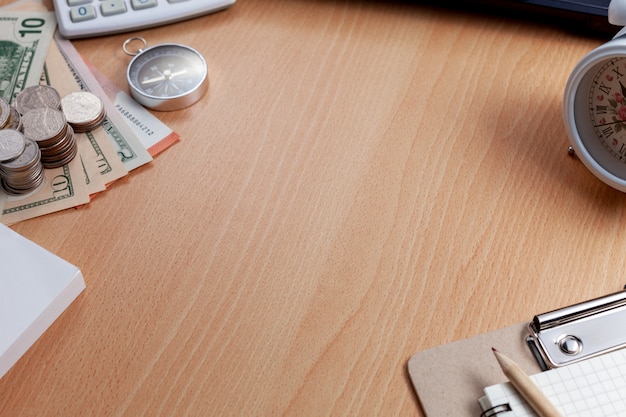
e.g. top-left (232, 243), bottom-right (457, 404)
top-left (492, 348), bottom-right (563, 417)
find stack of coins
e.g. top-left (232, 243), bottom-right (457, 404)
top-left (61, 91), bottom-right (106, 133)
top-left (14, 85), bottom-right (62, 114)
top-left (0, 129), bottom-right (44, 195)
top-left (1, 86), bottom-right (106, 173)
top-left (21, 107), bottom-right (77, 169)
top-left (16, 86), bottom-right (78, 169)
top-left (0, 97), bottom-right (22, 131)
top-left (0, 98), bottom-right (9, 129)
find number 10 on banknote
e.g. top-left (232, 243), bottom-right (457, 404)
top-left (0, 12), bottom-right (57, 103)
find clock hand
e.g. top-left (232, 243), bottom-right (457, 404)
top-left (620, 80), bottom-right (626, 98)
top-left (593, 119), bottom-right (626, 128)
top-left (592, 120), bottom-right (626, 127)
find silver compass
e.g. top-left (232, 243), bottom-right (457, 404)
top-left (123, 37), bottom-right (209, 111)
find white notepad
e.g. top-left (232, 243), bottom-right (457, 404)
top-left (481, 348), bottom-right (626, 416)
top-left (0, 225), bottom-right (85, 379)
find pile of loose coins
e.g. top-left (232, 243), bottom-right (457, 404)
top-left (0, 85), bottom-right (106, 195)
top-left (0, 130), bottom-right (44, 195)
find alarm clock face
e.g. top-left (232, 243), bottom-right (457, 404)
top-left (588, 57), bottom-right (626, 163)
top-left (564, 38), bottom-right (626, 191)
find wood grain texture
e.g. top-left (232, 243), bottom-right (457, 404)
top-left (0, 1), bottom-right (624, 416)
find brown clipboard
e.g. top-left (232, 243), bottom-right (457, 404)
top-left (407, 323), bottom-right (542, 417)
top-left (408, 288), bottom-right (626, 416)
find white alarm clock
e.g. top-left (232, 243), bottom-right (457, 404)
top-left (563, 0), bottom-right (626, 191)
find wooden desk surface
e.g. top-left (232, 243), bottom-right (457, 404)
top-left (0, 1), bottom-right (623, 416)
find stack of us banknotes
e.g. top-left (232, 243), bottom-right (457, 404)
top-left (0, 0), bottom-right (180, 225)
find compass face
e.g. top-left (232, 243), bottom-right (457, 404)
top-left (589, 57), bottom-right (626, 163)
top-left (128, 44), bottom-right (206, 98)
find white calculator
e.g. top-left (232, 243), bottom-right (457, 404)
top-left (52, 0), bottom-right (236, 39)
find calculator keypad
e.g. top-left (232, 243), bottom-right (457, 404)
top-left (55, 0), bottom-right (235, 38)
top-left (100, 0), bottom-right (127, 17)
top-left (69, 4), bottom-right (96, 22)
top-left (69, 0), bottom-right (158, 22)
top-left (131, 0), bottom-right (158, 11)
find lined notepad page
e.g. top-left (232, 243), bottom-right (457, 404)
top-left (482, 349), bottom-right (626, 416)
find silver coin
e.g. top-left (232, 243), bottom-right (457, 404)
top-left (42, 144), bottom-right (77, 169)
top-left (7, 167), bottom-right (43, 187)
top-left (1, 137), bottom-right (40, 172)
top-left (0, 129), bottom-right (26, 162)
top-left (61, 92), bottom-right (105, 132)
top-left (0, 98), bottom-right (10, 128)
top-left (5, 106), bottom-right (22, 131)
top-left (1, 173), bottom-right (44, 195)
top-left (41, 124), bottom-right (77, 168)
top-left (15, 85), bottom-right (62, 114)
top-left (73, 107), bottom-right (107, 133)
top-left (21, 108), bottom-right (67, 145)
top-left (0, 138), bottom-right (44, 195)
top-left (39, 125), bottom-right (73, 155)
top-left (41, 125), bottom-right (75, 159)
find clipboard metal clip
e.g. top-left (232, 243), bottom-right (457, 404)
top-left (527, 287), bottom-right (626, 369)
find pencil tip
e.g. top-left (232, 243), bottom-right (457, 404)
top-left (492, 348), bottom-right (508, 370)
